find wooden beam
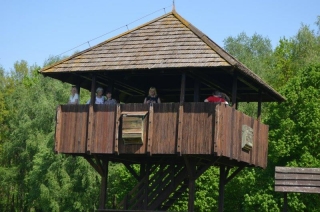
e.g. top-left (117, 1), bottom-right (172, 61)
top-left (86, 105), bottom-right (94, 154)
top-left (194, 78), bottom-right (200, 102)
top-left (183, 156), bottom-right (196, 212)
top-left (147, 167), bottom-right (188, 210)
top-left (144, 163), bottom-right (151, 209)
top-left (283, 193), bottom-right (288, 212)
top-left (55, 106), bottom-right (62, 153)
top-left (97, 75), bottom-right (145, 95)
top-left (99, 159), bottom-right (109, 210)
top-left (90, 73), bottom-right (96, 105)
top-left (186, 71), bottom-right (229, 93)
top-left (225, 166), bottom-right (245, 185)
top-left (180, 73), bottom-right (186, 104)
top-left (257, 89), bottom-right (262, 121)
top-left (218, 165), bottom-right (226, 212)
top-left (123, 163), bottom-right (140, 181)
top-left (84, 156), bottom-right (103, 176)
top-left (232, 72), bottom-right (238, 108)
top-left (114, 104), bottom-right (121, 154)
top-left (177, 105), bottom-right (184, 155)
top-left (147, 104), bottom-right (154, 155)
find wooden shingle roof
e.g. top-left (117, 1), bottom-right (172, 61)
top-left (40, 10), bottom-right (285, 103)
top-left (41, 12), bottom-right (231, 72)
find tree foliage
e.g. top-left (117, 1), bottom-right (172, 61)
top-left (0, 16), bottom-right (320, 212)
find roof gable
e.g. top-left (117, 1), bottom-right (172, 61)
top-left (40, 10), bottom-right (285, 102)
top-left (41, 11), bottom-right (231, 73)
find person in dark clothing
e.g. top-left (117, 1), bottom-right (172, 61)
top-left (144, 87), bottom-right (161, 104)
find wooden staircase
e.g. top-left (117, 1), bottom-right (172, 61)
top-left (117, 156), bottom-right (217, 210)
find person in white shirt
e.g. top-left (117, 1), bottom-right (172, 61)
top-left (86, 87), bottom-right (105, 104)
top-left (68, 86), bottom-right (79, 104)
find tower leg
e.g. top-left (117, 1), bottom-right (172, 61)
top-left (184, 156), bottom-right (196, 212)
top-left (188, 178), bottom-right (195, 211)
top-left (99, 160), bottom-right (109, 209)
top-left (218, 165), bottom-right (226, 212)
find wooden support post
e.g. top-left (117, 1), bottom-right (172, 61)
top-left (180, 73), bottom-right (186, 104)
top-left (177, 105), bottom-right (183, 155)
top-left (147, 104), bottom-right (154, 155)
top-left (232, 72), bottom-right (238, 109)
top-left (76, 84), bottom-right (80, 97)
top-left (218, 165), bottom-right (226, 212)
top-left (55, 106), bottom-right (62, 153)
top-left (114, 104), bottom-right (121, 154)
top-left (257, 89), bottom-right (262, 121)
top-left (225, 166), bottom-right (244, 185)
top-left (184, 156), bottom-right (196, 212)
top-left (188, 178), bottom-right (195, 211)
top-left (283, 193), bottom-right (288, 212)
top-left (99, 159), bottom-right (109, 209)
top-left (86, 105), bottom-right (94, 154)
top-left (90, 74), bottom-right (96, 105)
top-left (144, 163), bottom-right (151, 210)
top-left (124, 163), bottom-right (140, 180)
top-left (177, 73), bottom-right (186, 155)
top-left (84, 156), bottom-right (103, 176)
top-left (194, 78), bottom-right (200, 102)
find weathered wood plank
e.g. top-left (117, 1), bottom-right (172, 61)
top-left (86, 105), bottom-right (94, 153)
top-left (151, 103), bottom-right (178, 154)
top-left (114, 104), bottom-right (121, 154)
top-left (275, 180), bottom-right (320, 186)
top-left (275, 186), bottom-right (320, 194)
top-left (275, 173), bottom-right (320, 180)
top-left (275, 166), bottom-right (320, 194)
top-left (147, 104), bottom-right (154, 154)
top-left (276, 167), bottom-right (320, 174)
top-left (177, 105), bottom-right (183, 155)
top-left (55, 106), bottom-right (62, 153)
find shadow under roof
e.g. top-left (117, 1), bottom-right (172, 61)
top-left (40, 9), bottom-right (285, 103)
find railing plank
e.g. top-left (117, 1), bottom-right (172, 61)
top-left (177, 105), bottom-right (183, 155)
top-left (275, 166), bottom-right (320, 194)
top-left (86, 105), bottom-right (94, 153)
top-left (55, 106), bottom-right (62, 153)
top-left (147, 104), bottom-right (154, 155)
top-left (276, 167), bottom-right (320, 174)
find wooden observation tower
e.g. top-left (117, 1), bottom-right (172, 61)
top-left (40, 9), bottom-right (285, 211)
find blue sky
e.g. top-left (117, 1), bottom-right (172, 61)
top-left (1, 0), bottom-right (319, 72)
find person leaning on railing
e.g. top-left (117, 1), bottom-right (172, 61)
top-left (104, 90), bottom-right (117, 105)
top-left (204, 90), bottom-right (229, 105)
top-left (86, 87), bottom-right (105, 104)
top-left (144, 87), bottom-right (161, 104)
top-left (68, 85), bottom-right (79, 104)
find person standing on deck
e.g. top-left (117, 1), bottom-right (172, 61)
top-left (104, 90), bottom-right (117, 105)
top-left (68, 86), bottom-right (79, 104)
top-left (144, 87), bottom-right (161, 104)
top-left (86, 87), bottom-right (105, 104)
top-left (204, 90), bottom-right (229, 105)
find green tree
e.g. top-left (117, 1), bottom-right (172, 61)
top-left (223, 32), bottom-right (274, 117)
top-left (264, 64), bottom-right (320, 211)
top-left (0, 59), bottom-right (100, 211)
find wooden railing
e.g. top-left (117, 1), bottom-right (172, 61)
top-left (54, 103), bottom-right (269, 168)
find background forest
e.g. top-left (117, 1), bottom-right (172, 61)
top-left (0, 17), bottom-right (320, 211)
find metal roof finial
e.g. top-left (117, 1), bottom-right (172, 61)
top-left (172, 0), bottom-right (176, 11)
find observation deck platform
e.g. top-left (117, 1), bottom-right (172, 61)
top-left (55, 102), bottom-right (268, 169)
